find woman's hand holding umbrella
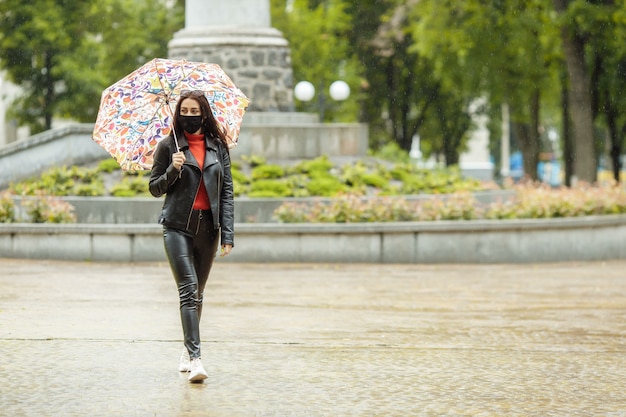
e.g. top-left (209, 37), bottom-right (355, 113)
top-left (172, 151), bottom-right (185, 170)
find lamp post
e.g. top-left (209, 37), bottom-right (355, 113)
top-left (294, 80), bottom-right (350, 122)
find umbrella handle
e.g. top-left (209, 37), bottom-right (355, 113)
top-left (172, 127), bottom-right (181, 153)
top-left (166, 100), bottom-right (181, 152)
top-left (167, 102), bottom-right (182, 177)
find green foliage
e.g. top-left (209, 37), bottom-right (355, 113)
top-left (369, 142), bottom-right (411, 164)
top-left (0, 191), bottom-right (16, 223)
top-left (21, 193), bottom-right (77, 223)
top-left (231, 166), bottom-right (250, 197)
top-left (387, 163), bottom-right (483, 195)
top-left (293, 155), bottom-right (334, 174)
top-left (272, 0), bottom-right (360, 122)
top-left (231, 168), bottom-right (243, 181)
top-left (251, 164), bottom-right (285, 180)
top-left (361, 173), bottom-right (389, 189)
top-left (233, 180), bottom-right (248, 198)
top-left (9, 166), bottom-right (105, 197)
top-left (0, 0), bottom-right (183, 132)
top-left (340, 161), bottom-right (368, 189)
top-left (74, 182), bottom-right (106, 197)
top-left (97, 158), bottom-right (121, 173)
top-left (305, 172), bottom-right (347, 196)
top-left (241, 155), bottom-right (267, 167)
top-left (248, 179), bottom-right (291, 198)
top-left (7, 154), bottom-right (491, 200)
top-left (110, 173), bottom-right (149, 197)
top-left (284, 174), bottom-right (311, 197)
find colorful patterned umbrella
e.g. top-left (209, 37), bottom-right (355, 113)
top-left (92, 58), bottom-right (249, 171)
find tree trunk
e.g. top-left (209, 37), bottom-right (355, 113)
top-left (553, 0), bottom-right (597, 184)
top-left (561, 72), bottom-right (574, 187)
top-left (605, 103), bottom-right (622, 182)
top-left (44, 52), bottom-right (55, 130)
top-left (510, 92), bottom-right (540, 182)
top-left (598, 54), bottom-right (621, 182)
top-left (512, 122), bottom-right (534, 181)
top-left (528, 90), bottom-right (541, 181)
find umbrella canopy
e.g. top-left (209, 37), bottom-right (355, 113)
top-left (92, 58), bottom-right (249, 171)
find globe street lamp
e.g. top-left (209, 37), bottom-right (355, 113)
top-left (294, 81), bottom-right (315, 102)
top-left (328, 80), bottom-right (350, 101)
top-left (294, 80), bottom-right (350, 122)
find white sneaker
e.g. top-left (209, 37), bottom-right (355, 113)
top-left (178, 348), bottom-right (190, 372)
top-left (188, 358), bottom-right (208, 382)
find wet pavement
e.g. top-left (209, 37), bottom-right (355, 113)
top-left (1, 258), bottom-right (625, 417)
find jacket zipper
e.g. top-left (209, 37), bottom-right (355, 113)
top-left (185, 177), bottom-right (203, 233)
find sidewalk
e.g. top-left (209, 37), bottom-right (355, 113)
top-left (1, 258), bottom-right (625, 416)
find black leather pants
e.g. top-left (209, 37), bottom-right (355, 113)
top-left (163, 210), bottom-right (219, 359)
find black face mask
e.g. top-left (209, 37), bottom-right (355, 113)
top-left (178, 115), bottom-right (203, 134)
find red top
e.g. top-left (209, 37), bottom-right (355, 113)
top-left (185, 132), bottom-right (210, 210)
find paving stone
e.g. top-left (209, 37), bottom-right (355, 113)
top-left (0, 259), bottom-right (625, 416)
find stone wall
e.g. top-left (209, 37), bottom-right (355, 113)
top-left (2, 215), bottom-right (626, 263)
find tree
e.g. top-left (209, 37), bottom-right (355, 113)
top-left (553, 0), bottom-right (598, 183)
top-left (367, 0), bottom-right (441, 153)
top-left (0, 0), bottom-right (183, 134)
top-left (344, 0), bottom-right (464, 161)
top-left (410, 0), bottom-right (561, 181)
top-left (271, 0), bottom-right (360, 122)
top-left (343, 0), bottom-right (398, 144)
top-left (579, 1), bottom-right (626, 182)
top-left (0, 0), bottom-right (92, 132)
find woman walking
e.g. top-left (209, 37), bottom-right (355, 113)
top-left (149, 90), bottom-right (234, 382)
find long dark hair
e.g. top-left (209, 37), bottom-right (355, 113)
top-left (172, 90), bottom-right (229, 148)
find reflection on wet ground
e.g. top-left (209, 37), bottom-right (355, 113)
top-left (1, 259), bottom-right (625, 416)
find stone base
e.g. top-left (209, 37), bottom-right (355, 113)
top-left (168, 27), bottom-right (294, 112)
top-left (233, 111), bottom-right (369, 161)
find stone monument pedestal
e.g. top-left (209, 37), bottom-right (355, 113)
top-left (169, 26), bottom-right (294, 112)
top-left (233, 112), bottom-right (369, 162)
top-left (168, 0), bottom-right (368, 162)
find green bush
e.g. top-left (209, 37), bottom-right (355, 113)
top-left (361, 172), bottom-right (389, 189)
top-left (74, 181), bottom-right (106, 197)
top-left (340, 161), bottom-right (368, 187)
top-left (5, 153), bottom-right (497, 200)
top-left (110, 174), bottom-right (149, 197)
top-left (241, 154), bottom-right (266, 167)
top-left (248, 179), bottom-right (291, 197)
top-left (233, 180), bottom-right (248, 197)
top-left (293, 155), bottom-right (333, 174)
top-left (97, 158), bottom-right (121, 173)
top-left (305, 173), bottom-right (347, 197)
top-left (231, 167), bottom-right (250, 184)
top-left (284, 174), bottom-right (311, 197)
top-left (251, 164), bottom-right (285, 180)
top-left (10, 165), bottom-right (104, 197)
top-left (369, 141), bottom-right (411, 163)
top-left (0, 191), bottom-right (16, 223)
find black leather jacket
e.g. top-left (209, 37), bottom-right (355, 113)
top-left (149, 133), bottom-right (234, 246)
